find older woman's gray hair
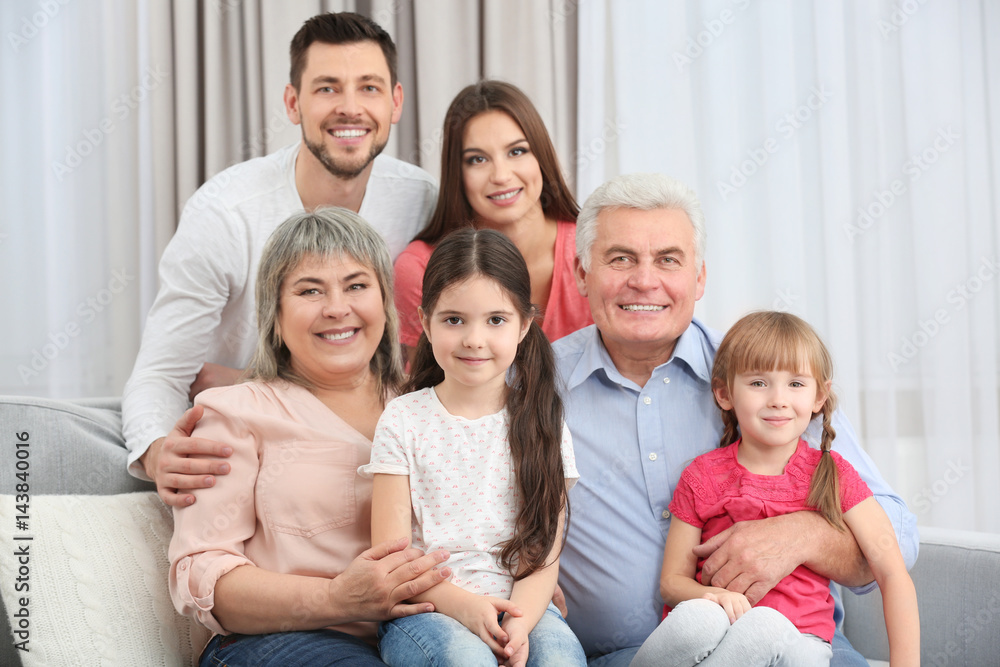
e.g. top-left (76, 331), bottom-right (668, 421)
top-left (246, 207), bottom-right (403, 399)
top-left (575, 173), bottom-right (707, 271)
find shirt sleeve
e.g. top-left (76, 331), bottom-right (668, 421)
top-left (358, 399), bottom-right (411, 477)
top-left (806, 409), bottom-right (919, 592)
top-left (559, 421), bottom-right (580, 489)
top-left (668, 463), bottom-right (707, 529)
top-left (832, 450), bottom-right (873, 513)
top-left (168, 390), bottom-right (259, 635)
top-left (122, 194), bottom-right (245, 479)
top-left (392, 243), bottom-right (430, 349)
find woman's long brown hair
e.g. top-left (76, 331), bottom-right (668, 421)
top-left (407, 228), bottom-right (569, 578)
top-left (711, 311), bottom-right (844, 530)
top-left (415, 80), bottom-right (579, 245)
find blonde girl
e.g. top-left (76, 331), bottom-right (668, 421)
top-left (634, 311), bottom-right (919, 666)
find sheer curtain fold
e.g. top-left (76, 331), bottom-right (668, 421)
top-left (579, 0), bottom-right (999, 531)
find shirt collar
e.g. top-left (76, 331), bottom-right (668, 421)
top-left (564, 318), bottom-right (715, 390)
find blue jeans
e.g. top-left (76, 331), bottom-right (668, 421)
top-left (379, 603), bottom-right (586, 667)
top-left (199, 629), bottom-right (385, 666)
top-left (830, 627), bottom-right (869, 667)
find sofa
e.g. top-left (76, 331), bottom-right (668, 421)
top-left (1, 394), bottom-right (998, 666)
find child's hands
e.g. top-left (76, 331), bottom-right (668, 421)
top-left (702, 588), bottom-right (751, 623)
top-left (451, 593), bottom-right (523, 655)
top-left (499, 615), bottom-right (530, 667)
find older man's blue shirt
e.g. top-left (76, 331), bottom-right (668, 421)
top-left (554, 319), bottom-right (918, 657)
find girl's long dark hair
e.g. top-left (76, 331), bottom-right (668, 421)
top-left (711, 311), bottom-right (844, 530)
top-left (407, 228), bottom-right (568, 578)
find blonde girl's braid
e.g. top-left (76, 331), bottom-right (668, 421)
top-left (806, 377), bottom-right (845, 530)
top-left (719, 404), bottom-right (741, 449)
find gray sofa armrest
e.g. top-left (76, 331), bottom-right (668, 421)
top-left (843, 526), bottom-right (1000, 665)
top-left (1, 395), bottom-right (154, 667)
top-left (0, 395), bottom-right (153, 496)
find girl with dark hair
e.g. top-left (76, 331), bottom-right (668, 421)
top-left (633, 311), bottom-right (919, 667)
top-left (393, 80), bottom-right (592, 364)
top-left (362, 229), bottom-right (586, 666)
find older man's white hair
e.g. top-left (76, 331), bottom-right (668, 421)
top-left (575, 173), bottom-right (707, 272)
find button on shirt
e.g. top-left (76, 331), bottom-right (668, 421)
top-left (552, 320), bottom-right (919, 657)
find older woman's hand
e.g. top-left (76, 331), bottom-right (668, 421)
top-left (328, 537), bottom-right (452, 620)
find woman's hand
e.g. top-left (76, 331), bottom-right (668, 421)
top-left (327, 537), bottom-right (452, 621)
top-left (449, 592), bottom-right (523, 657)
top-left (701, 588), bottom-right (751, 623)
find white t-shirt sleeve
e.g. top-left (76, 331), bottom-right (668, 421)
top-left (359, 398), bottom-right (411, 477)
top-left (560, 421), bottom-right (580, 489)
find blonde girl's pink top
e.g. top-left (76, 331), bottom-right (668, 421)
top-left (667, 439), bottom-right (873, 642)
top-left (168, 380), bottom-right (376, 641)
top-left (392, 221), bottom-right (593, 347)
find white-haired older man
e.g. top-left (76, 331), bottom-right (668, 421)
top-left (554, 173), bottom-right (917, 666)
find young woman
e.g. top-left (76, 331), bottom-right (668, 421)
top-left (394, 81), bottom-right (592, 364)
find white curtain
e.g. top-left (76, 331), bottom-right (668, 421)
top-left (577, 0), bottom-right (1000, 532)
top-left (7, 0), bottom-right (993, 532)
top-left (0, 0), bottom-right (573, 396)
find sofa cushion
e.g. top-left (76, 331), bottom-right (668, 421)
top-left (0, 492), bottom-right (210, 666)
top-left (843, 526), bottom-right (1000, 666)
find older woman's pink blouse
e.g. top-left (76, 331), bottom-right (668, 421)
top-left (168, 380), bottom-right (375, 640)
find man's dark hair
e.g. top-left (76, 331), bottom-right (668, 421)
top-left (289, 12), bottom-right (398, 90)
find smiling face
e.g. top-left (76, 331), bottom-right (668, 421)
top-left (575, 206), bottom-right (706, 370)
top-left (419, 275), bottom-right (530, 408)
top-left (715, 367), bottom-right (829, 457)
top-left (284, 40), bottom-right (403, 180)
top-left (461, 111), bottom-right (545, 230)
top-left (276, 253), bottom-right (386, 386)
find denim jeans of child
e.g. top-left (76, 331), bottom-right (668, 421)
top-left (378, 602), bottom-right (586, 667)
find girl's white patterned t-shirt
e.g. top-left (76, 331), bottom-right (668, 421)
top-left (359, 387), bottom-right (578, 598)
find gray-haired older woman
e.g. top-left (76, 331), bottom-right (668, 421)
top-left (168, 208), bottom-right (451, 666)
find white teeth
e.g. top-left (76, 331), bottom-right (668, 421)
top-left (621, 304), bottom-right (664, 311)
top-left (319, 330), bottom-right (355, 341)
top-left (489, 190), bottom-right (519, 201)
top-left (332, 129), bottom-right (366, 138)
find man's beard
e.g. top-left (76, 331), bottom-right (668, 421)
top-left (303, 127), bottom-right (387, 180)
